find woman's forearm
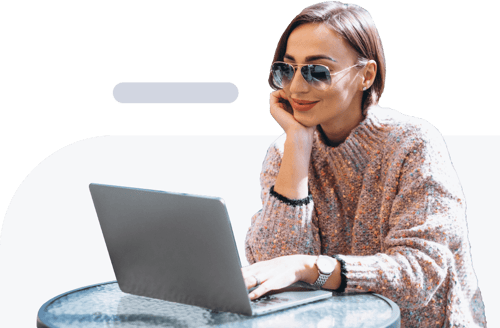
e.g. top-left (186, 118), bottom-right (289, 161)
top-left (273, 130), bottom-right (314, 199)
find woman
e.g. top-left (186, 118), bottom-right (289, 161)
top-left (242, 1), bottom-right (487, 327)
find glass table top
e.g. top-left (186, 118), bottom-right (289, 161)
top-left (38, 281), bottom-right (400, 328)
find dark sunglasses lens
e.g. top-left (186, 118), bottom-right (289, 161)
top-left (302, 65), bottom-right (331, 89)
top-left (272, 63), bottom-right (331, 89)
top-left (272, 63), bottom-right (294, 88)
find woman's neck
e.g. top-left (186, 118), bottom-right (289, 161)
top-left (319, 109), bottom-right (365, 146)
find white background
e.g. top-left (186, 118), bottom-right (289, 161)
top-left (2, 135), bottom-right (498, 327)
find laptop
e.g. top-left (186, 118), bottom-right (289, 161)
top-left (89, 183), bottom-right (333, 316)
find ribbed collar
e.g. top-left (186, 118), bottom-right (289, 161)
top-left (312, 105), bottom-right (391, 177)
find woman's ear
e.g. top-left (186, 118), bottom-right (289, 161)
top-left (361, 60), bottom-right (377, 91)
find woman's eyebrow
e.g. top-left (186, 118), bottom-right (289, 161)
top-left (284, 54), bottom-right (337, 62)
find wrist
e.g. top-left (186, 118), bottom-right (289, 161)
top-left (275, 135), bottom-right (312, 200)
top-left (299, 255), bottom-right (320, 284)
top-left (285, 126), bottom-right (314, 148)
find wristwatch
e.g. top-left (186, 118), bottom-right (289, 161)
top-left (313, 255), bottom-right (336, 287)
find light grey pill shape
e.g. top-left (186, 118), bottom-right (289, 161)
top-left (113, 82), bottom-right (238, 103)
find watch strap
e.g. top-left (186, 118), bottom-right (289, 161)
top-left (312, 255), bottom-right (333, 287)
top-left (313, 271), bottom-right (331, 287)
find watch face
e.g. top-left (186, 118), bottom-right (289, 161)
top-left (317, 256), bottom-right (336, 274)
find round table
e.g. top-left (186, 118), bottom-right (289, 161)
top-left (37, 281), bottom-right (400, 328)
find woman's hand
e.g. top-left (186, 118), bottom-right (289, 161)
top-left (270, 90), bottom-right (315, 139)
top-left (241, 255), bottom-right (314, 300)
top-left (242, 255), bottom-right (342, 300)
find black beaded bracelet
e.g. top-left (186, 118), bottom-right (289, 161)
top-left (269, 185), bottom-right (313, 206)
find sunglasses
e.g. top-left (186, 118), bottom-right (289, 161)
top-left (271, 61), bottom-right (360, 90)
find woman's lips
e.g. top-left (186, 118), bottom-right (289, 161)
top-left (291, 98), bottom-right (319, 112)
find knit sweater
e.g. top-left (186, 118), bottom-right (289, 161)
top-left (245, 105), bottom-right (486, 327)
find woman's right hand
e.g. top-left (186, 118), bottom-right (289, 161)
top-left (270, 90), bottom-right (315, 139)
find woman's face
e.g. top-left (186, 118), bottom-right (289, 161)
top-left (283, 23), bottom-right (367, 136)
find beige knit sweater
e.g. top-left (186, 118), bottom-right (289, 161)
top-left (245, 105), bottom-right (486, 327)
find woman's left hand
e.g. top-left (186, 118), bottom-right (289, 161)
top-left (241, 255), bottom-right (314, 300)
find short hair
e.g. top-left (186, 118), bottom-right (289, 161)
top-left (268, 1), bottom-right (386, 115)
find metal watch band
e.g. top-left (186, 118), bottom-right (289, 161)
top-left (313, 271), bottom-right (331, 287)
top-left (312, 255), bottom-right (333, 287)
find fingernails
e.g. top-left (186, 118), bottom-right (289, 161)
top-left (249, 293), bottom-right (255, 299)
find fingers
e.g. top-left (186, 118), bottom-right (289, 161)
top-left (244, 275), bottom-right (260, 290)
top-left (270, 91), bottom-right (298, 132)
top-left (241, 256), bottom-right (302, 300)
top-left (270, 92), bottom-right (292, 119)
top-left (241, 267), bottom-right (264, 290)
top-left (270, 89), bottom-right (288, 107)
top-left (241, 270), bottom-right (294, 300)
top-left (248, 281), bottom-right (272, 300)
top-left (241, 266), bottom-right (270, 300)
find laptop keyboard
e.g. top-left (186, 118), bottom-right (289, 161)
top-left (250, 294), bottom-right (291, 308)
top-left (247, 286), bottom-right (293, 308)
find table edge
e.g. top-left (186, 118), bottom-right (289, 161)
top-left (36, 280), bottom-right (118, 328)
top-left (37, 281), bottom-right (400, 328)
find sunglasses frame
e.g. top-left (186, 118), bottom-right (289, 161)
top-left (271, 61), bottom-right (361, 90)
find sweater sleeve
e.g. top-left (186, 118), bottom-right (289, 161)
top-left (245, 137), bottom-right (320, 264)
top-left (337, 124), bottom-right (481, 316)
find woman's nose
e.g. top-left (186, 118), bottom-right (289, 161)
top-left (288, 67), bottom-right (310, 94)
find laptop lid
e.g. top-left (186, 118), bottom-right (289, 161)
top-left (89, 183), bottom-right (253, 315)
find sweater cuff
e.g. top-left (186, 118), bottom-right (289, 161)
top-left (331, 255), bottom-right (347, 293)
top-left (335, 254), bottom-right (381, 293)
top-left (270, 185), bottom-right (312, 206)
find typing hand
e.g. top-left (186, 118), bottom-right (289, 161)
top-left (241, 255), bottom-right (312, 300)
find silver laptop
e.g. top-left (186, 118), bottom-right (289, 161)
top-left (89, 183), bottom-right (332, 316)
